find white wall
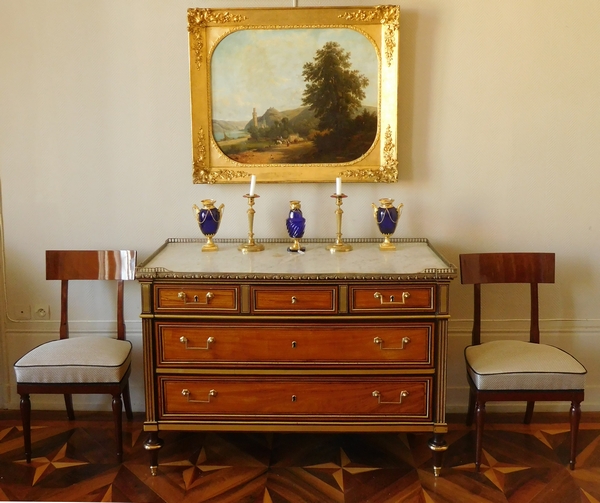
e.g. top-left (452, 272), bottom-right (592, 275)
top-left (1, 0), bottom-right (599, 413)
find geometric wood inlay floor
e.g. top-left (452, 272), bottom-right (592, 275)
top-left (0, 410), bottom-right (599, 502)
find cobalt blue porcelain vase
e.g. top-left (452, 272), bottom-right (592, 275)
top-left (286, 200), bottom-right (306, 252)
top-left (372, 198), bottom-right (403, 250)
top-left (193, 199), bottom-right (224, 252)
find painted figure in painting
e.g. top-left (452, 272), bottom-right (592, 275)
top-left (211, 28), bottom-right (378, 165)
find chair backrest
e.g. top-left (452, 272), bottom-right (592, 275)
top-left (46, 250), bottom-right (137, 340)
top-left (459, 252), bottom-right (555, 345)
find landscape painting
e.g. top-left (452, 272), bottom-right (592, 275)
top-left (211, 29), bottom-right (378, 165)
top-left (188, 6), bottom-right (400, 184)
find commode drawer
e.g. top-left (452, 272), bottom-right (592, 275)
top-left (350, 285), bottom-right (435, 313)
top-left (159, 376), bottom-right (432, 420)
top-left (156, 322), bottom-right (434, 368)
top-left (251, 286), bottom-right (337, 314)
top-left (154, 284), bottom-right (239, 313)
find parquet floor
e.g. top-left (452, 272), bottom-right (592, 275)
top-left (0, 410), bottom-right (598, 502)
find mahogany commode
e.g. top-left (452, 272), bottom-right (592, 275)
top-left (136, 238), bottom-right (456, 476)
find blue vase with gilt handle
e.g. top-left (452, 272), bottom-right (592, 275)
top-left (193, 199), bottom-right (224, 252)
top-left (372, 198), bottom-right (403, 250)
top-left (286, 200), bottom-right (306, 252)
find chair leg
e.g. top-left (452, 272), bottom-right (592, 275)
top-left (569, 400), bottom-right (582, 470)
top-left (466, 389), bottom-right (475, 426)
top-left (112, 393), bottom-right (124, 463)
top-left (20, 394), bottom-right (32, 463)
top-left (475, 400), bottom-right (486, 472)
top-left (524, 401), bottom-right (535, 424)
top-left (123, 382), bottom-right (133, 422)
top-left (64, 394), bottom-right (75, 420)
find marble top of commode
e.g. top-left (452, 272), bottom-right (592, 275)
top-left (136, 238), bottom-right (456, 281)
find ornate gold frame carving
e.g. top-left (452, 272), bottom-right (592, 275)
top-left (188, 6), bottom-right (400, 185)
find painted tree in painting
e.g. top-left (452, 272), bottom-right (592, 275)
top-left (302, 41), bottom-right (369, 131)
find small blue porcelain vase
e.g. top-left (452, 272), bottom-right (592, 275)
top-left (286, 200), bottom-right (306, 252)
top-left (193, 199), bottom-right (224, 252)
top-left (372, 198), bottom-right (403, 250)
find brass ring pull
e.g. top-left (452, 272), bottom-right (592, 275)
top-left (181, 388), bottom-right (217, 403)
top-left (373, 336), bottom-right (411, 350)
top-left (373, 291), bottom-right (410, 305)
top-left (291, 296), bottom-right (298, 304)
top-left (180, 335), bottom-right (214, 350)
top-left (178, 291), bottom-right (214, 304)
top-left (372, 390), bottom-right (409, 405)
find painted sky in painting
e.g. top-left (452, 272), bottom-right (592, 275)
top-left (211, 28), bottom-right (379, 122)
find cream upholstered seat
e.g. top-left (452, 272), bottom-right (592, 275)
top-left (14, 336), bottom-right (132, 384)
top-left (460, 252), bottom-right (586, 472)
top-left (14, 250), bottom-right (136, 464)
top-left (465, 340), bottom-right (586, 391)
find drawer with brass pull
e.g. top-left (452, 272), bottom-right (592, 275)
top-left (251, 286), bottom-right (337, 314)
top-left (154, 285), bottom-right (239, 313)
top-left (156, 322), bottom-right (434, 367)
top-left (349, 285), bottom-right (435, 313)
top-left (159, 376), bottom-right (432, 420)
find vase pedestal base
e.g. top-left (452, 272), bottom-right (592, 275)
top-left (287, 238), bottom-right (305, 253)
top-left (379, 236), bottom-right (396, 251)
top-left (202, 237), bottom-right (218, 252)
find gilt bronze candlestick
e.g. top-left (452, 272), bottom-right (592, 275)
top-left (238, 194), bottom-right (264, 252)
top-left (326, 194), bottom-right (352, 252)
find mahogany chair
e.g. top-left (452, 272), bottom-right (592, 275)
top-left (460, 252), bottom-right (586, 471)
top-left (14, 250), bottom-right (137, 463)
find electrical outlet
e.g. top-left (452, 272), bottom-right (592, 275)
top-left (11, 304), bottom-right (31, 320)
top-left (33, 304), bottom-right (50, 319)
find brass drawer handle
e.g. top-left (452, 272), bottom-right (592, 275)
top-left (373, 336), bottom-right (411, 350)
top-left (372, 390), bottom-right (409, 405)
top-left (178, 291), bottom-right (214, 304)
top-left (373, 291), bottom-right (410, 305)
top-left (179, 336), bottom-right (214, 350)
top-left (181, 388), bottom-right (217, 403)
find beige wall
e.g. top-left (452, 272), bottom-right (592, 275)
top-left (1, 0), bottom-right (599, 413)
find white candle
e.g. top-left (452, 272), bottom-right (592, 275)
top-left (336, 177), bottom-right (342, 195)
top-left (249, 175), bottom-right (256, 196)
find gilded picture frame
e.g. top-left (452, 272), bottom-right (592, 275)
top-left (188, 6), bottom-right (400, 185)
